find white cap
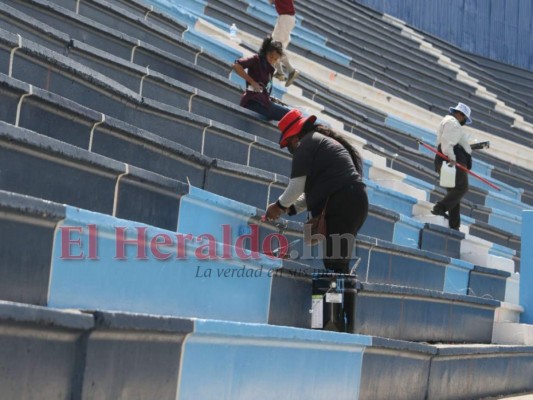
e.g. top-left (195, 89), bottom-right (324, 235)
top-left (449, 102), bottom-right (472, 125)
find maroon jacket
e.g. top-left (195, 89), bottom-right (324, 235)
top-left (235, 54), bottom-right (274, 108)
top-left (274, 0), bottom-right (295, 16)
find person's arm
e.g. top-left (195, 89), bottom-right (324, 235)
top-left (278, 176), bottom-right (306, 208)
top-left (265, 176), bottom-right (306, 220)
top-left (288, 193), bottom-right (307, 215)
top-left (232, 62), bottom-right (262, 92)
top-left (440, 120), bottom-right (463, 162)
top-left (458, 132), bottom-right (472, 154)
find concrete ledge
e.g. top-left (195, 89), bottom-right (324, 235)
top-left (428, 343), bottom-right (533, 399)
top-left (420, 222), bottom-right (464, 259)
top-left (0, 301), bottom-right (93, 400)
top-left (469, 265), bottom-right (510, 301)
top-left (354, 282), bottom-right (498, 342)
top-left (0, 120), bottom-right (186, 230)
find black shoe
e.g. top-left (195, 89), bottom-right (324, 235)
top-left (431, 205), bottom-right (446, 216)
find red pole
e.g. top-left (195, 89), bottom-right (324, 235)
top-left (417, 140), bottom-right (501, 191)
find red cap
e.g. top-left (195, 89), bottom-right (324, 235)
top-left (278, 109), bottom-right (317, 148)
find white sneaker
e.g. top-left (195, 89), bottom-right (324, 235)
top-left (285, 69), bottom-right (299, 87)
top-left (273, 71), bottom-right (286, 81)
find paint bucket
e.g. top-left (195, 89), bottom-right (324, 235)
top-left (311, 273), bottom-right (359, 332)
top-left (440, 163), bottom-right (456, 188)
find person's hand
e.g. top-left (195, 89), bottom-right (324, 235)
top-left (265, 202), bottom-right (284, 221)
top-left (447, 160), bottom-right (456, 167)
top-left (251, 81), bottom-right (263, 92)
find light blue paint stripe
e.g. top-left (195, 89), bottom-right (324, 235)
top-left (399, 214), bottom-right (425, 228)
top-left (385, 115), bottom-right (436, 144)
top-left (178, 188), bottom-right (257, 244)
top-left (471, 159), bottom-right (494, 176)
top-left (193, 319), bottom-right (373, 346)
top-left (247, 0), bottom-right (305, 26)
top-left (184, 30), bottom-right (243, 63)
top-left (469, 175), bottom-right (523, 201)
top-left (291, 36), bottom-right (352, 66)
top-left (520, 211), bottom-right (533, 323)
top-left (272, 82), bottom-right (287, 94)
top-left (363, 159), bottom-right (372, 177)
top-left (488, 207), bottom-right (522, 222)
top-left (49, 206), bottom-right (279, 323)
top-left (488, 213), bottom-right (522, 236)
top-left (364, 180), bottom-right (418, 204)
top-left (188, 186), bottom-right (257, 216)
top-left (365, 180), bottom-right (417, 217)
top-left (393, 214), bottom-right (423, 249)
top-left (461, 215), bottom-right (476, 226)
top-left (418, 143), bottom-right (435, 157)
top-left (489, 243), bottom-right (516, 258)
top-left (179, 332), bottom-right (365, 399)
top-left (485, 192), bottom-right (527, 215)
top-left (364, 179), bottom-right (417, 217)
top-left (294, 26), bottom-right (327, 46)
top-left (444, 258), bottom-right (473, 295)
top-left (146, 0), bottom-right (242, 62)
top-left (164, 0), bottom-right (206, 15)
top-left (448, 257), bottom-right (474, 271)
top-left (246, 3), bottom-right (278, 25)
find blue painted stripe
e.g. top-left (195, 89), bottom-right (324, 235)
top-left (485, 192), bottom-right (527, 216)
top-left (393, 214), bottom-right (423, 249)
top-left (247, 0), bottom-right (303, 27)
top-left (470, 175), bottom-right (523, 201)
top-left (471, 158), bottom-right (494, 176)
top-left (246, 3), bottom-right (278, 26)
top-left (184, 30), bottom-right (243, 63)
top-left (385, 115), bottom-right (436, 144)
top-left (294, 26), bottom-right (327, 46)
top-left (165, 0), bottom-right (207, 15)
top-left (488, 209), bottom-right (522, 236)
top-left (489, 243), bottom-right (516, 258)
top-left (145, 0), bottom-right (243, 63)
top-left (193, 319), bottom-right (373, 345)
top-left (271, 83), bottom-right (287, 99)
top-left (178, 187), bottom-right (257, 243)
top-left (444, 258), bottom-right (473, 295)
top-left (460, 215), bottom-right (476, 227)
top-left (520, 211), bottom-right (533, 323)
top-left (291, 35), bottom-right (352, 66)
top-left (49, 206), bottom-right (280, 323)
top-left (179, 320), bottom-right (368, 399)
top-left (363, 159), bottom-right (372, 178)
top-left (365, 179), bottom-right (417, 217)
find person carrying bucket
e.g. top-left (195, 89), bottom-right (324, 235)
top-left (431, 102), bottom-right (473, 231)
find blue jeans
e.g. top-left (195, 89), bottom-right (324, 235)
top-left (246, 100), bottom-right (290, 121)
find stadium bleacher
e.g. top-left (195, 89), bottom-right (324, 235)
top-left (0, 0), bottom-right (532, 398)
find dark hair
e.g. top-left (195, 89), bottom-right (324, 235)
top-left (299, 123), bottom-right (364, 177)
top-left (259, 36), bottom-right (284, 57)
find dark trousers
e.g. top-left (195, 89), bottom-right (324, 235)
top-left (323, 182), bottom-right (368, 274)
top-left (437, 167), bottom-right (469, 229)
top-left (246, 100), bottom-right (290, 121)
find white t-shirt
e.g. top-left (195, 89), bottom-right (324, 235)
top-left (436, 115), bottom-right (472, 162)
